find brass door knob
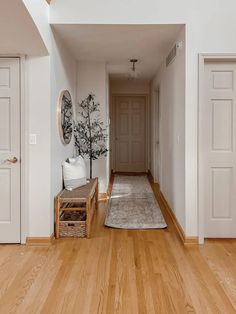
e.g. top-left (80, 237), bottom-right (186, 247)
top-left (7, 157), bottom-right (18, 164)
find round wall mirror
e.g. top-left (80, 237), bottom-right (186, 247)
top-left (57, 90), bottom-right (73, 145)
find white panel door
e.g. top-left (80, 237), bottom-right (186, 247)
top-left (200, 61), bottom-right (236, 237)
top-left (0, 58), bottom-right (20, 243)
top-left (115, 96), bottom-right (146, 172)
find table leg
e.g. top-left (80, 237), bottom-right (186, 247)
top-left (95, 180), bottom-right (99, 210)
top-left (55, 197), bottom-right (60, 239)
top-left (86, 197), bottom-right (91, 238)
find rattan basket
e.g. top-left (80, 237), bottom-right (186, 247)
top-left (59, 211), bottom-right (86, 238)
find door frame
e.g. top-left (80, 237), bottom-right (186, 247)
top-left (153, 88), bottom-right (161, 184)
top-left (110, 93), bottom-right (149, 173)
top-left (198, 53), bottom-right (236, 244)
top-left (0, 55), bottom-right (28, 244)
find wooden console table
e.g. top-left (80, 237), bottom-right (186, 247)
top-left (55, 178), bottom-right (99, 238)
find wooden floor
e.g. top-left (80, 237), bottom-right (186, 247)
top-left (0, 182), bottom-right (236, 313)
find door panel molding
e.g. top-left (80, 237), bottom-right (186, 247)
top-left (198, 53), bottom-right (236, 244)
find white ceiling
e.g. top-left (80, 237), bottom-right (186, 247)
top-left (0, 0), bottom-right (48, 56)
top-left (52, 24), bottom-right (183, 80)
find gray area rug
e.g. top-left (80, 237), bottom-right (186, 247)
top-left (105, 175), bottom-right (167, 229)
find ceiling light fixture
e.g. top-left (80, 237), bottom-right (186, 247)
top-left (129, 59), bottom-right (139, 79)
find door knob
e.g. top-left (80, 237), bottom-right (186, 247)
top-left (7, 157), bottom-right (18, 164)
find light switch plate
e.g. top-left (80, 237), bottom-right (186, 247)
top-left (29, 134), bottom-right (37, 145)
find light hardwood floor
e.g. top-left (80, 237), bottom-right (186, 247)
top-left (0, 181), bottom-right (236, 313)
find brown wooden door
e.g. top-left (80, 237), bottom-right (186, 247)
top-left (114, 96), bottom-right (146, 172)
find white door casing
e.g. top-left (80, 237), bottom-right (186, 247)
top-left (199, 60), bottom-right (236, 238)
top-left (0, 58), bottom-right (21, 243)
top-left (114, 95), bottom-right (146, 172)
top-left (154, 89), bottom-right (160, 183)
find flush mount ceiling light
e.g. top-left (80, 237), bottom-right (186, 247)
top-left (129, 59), bottom-right (140, 79)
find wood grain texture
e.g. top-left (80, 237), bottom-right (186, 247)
top-left (159, 190), bottom-right (187, 243)
top-left (98, 192), bottom-right (108, 202)
top-left (148, 170), bottom-right (198, 244)
top-left (0, 181), bottom-right (236, 313)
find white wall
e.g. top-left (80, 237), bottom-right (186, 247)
top-left (106, 72), bottom-right (110, 178)
top-left (151, 27), bottom-right (185, 230)
top-left (149, 85), bottom-right (156, 180)
top-left (20, 1), bottom-right (77, 237)
top-left (27, 32), bottom-right (76, 237)
top-left (27, 56), bottom-right (51, 237)
top-left (76, 61), bottom-right (109, 193)
top-left (50, 0), bottom-right (236, 27)
top-left (50, 0), bottom-right (236, 236)
top-left (50, 29), bottom-right (77, 234)
top-left (22, 0), bottom-right (51, 52)
top-left (22, 0), bottom-right (51, 238)
top-left (0, 0), bottom-right (48, 57)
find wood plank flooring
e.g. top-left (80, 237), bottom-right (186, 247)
top-left (0, 181), bottom-right (236, 313)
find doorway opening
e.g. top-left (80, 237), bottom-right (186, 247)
top-left (105, 24), bottom-right (186, 239)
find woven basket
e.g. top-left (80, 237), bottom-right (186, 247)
top-left (59, 211), bottom-right (86, 238)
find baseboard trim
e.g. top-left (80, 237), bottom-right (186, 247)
top-left (159, 191), bottom-right (198, 245)
top-left (26, 233), bottom-right (55, 246)
top-left (184, 236), bottom-right (199, 244)
top-left (99, 171), bottom-right (115, 202)
top-left (107, 171), bottom-right (114, 197)
top-left (147, 169), bottom-right (154, 183)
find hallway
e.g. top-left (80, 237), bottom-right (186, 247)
top-left (0, 182), bottom-right (235, 313)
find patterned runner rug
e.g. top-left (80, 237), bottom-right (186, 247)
top-left (105, 175), bottom-right (167, 229)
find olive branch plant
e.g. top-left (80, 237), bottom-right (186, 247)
top-left (74, 93), bottom-right (108, 179)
